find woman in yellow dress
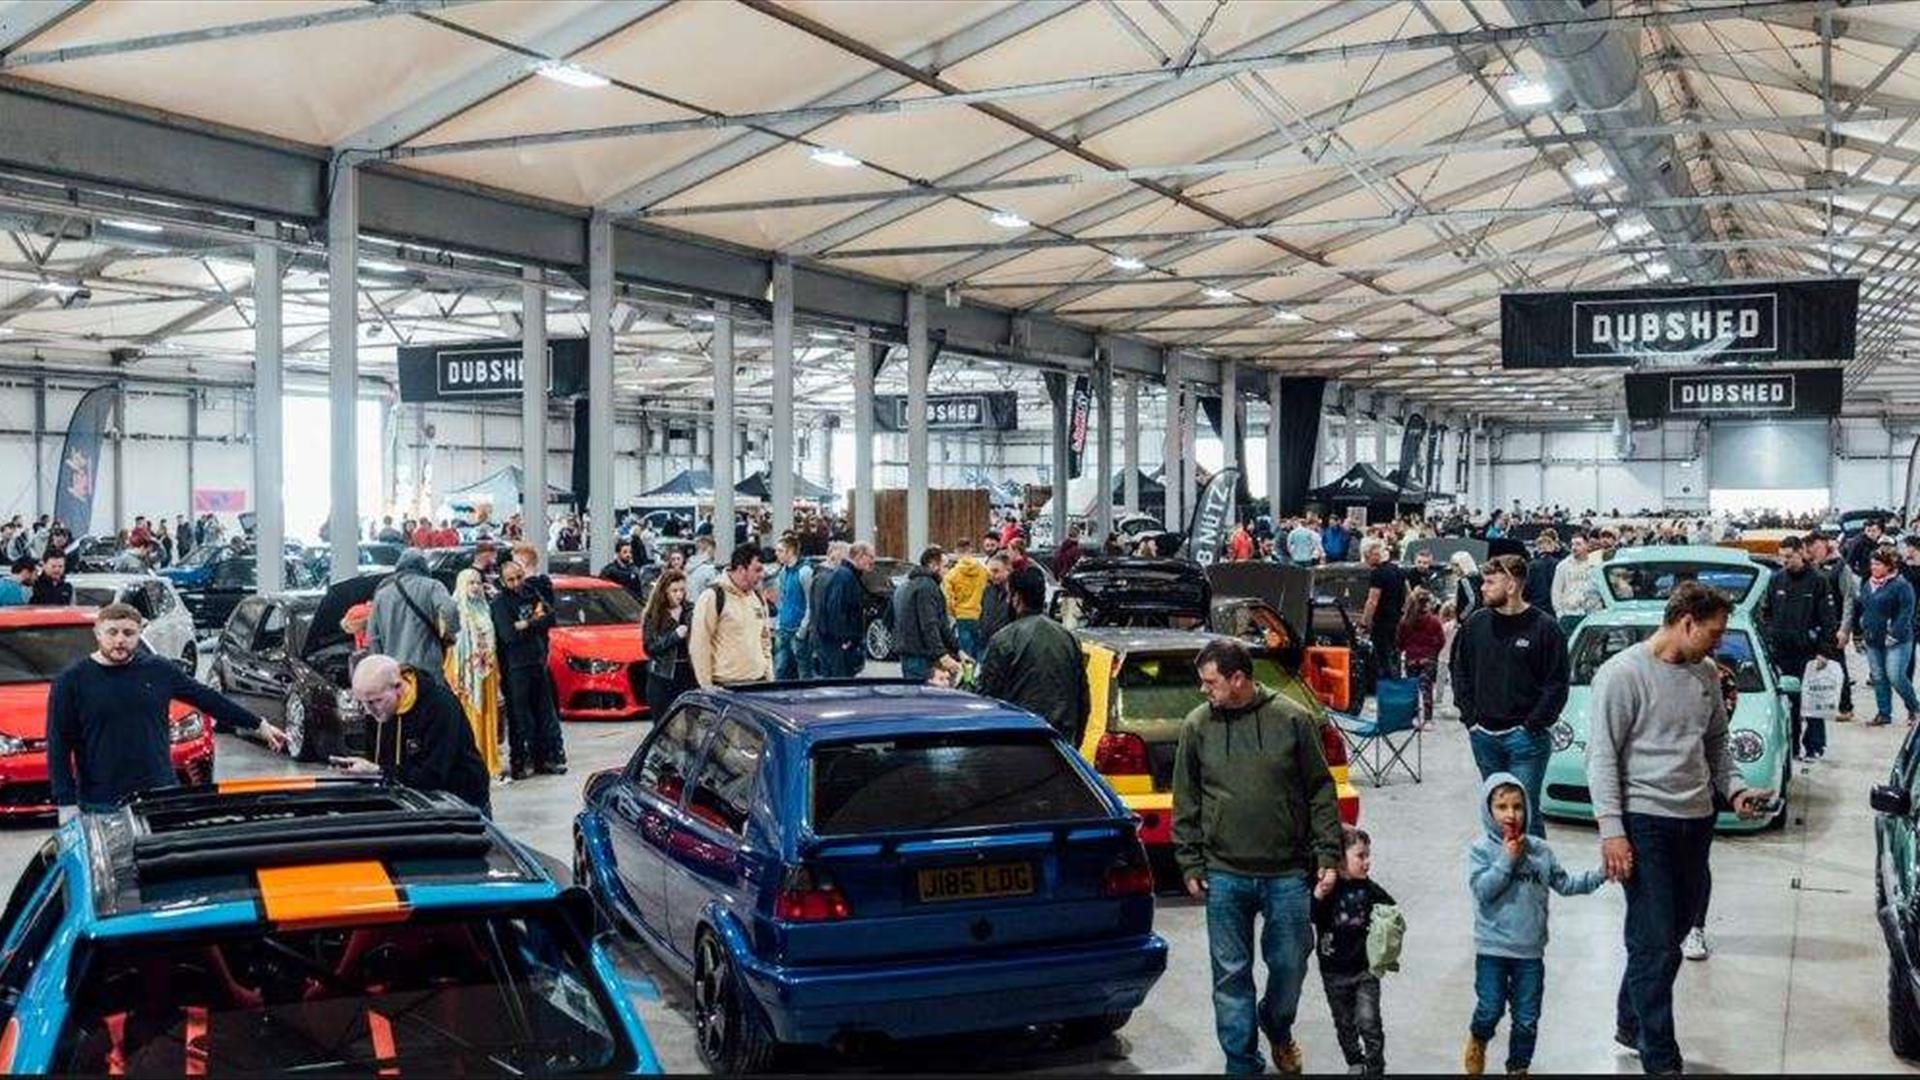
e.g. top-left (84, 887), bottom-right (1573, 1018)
top-left (444, 567), bottom-right (503, 778)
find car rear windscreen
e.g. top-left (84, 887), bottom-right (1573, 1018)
top-left (810, 731), bottom-right (1108, 836)
top-left (1116, 653), bottom-right (1289, 724)
top-left (1603, 562), bottom-right (1760, 604)
top-left (0, 625), bottom-right (99, 684)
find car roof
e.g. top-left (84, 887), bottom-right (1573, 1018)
top-left (551, 574), bottom-right (614, 590)
top-left (1575, 606), bottom-right (1759, 629)
top-left (67, 573), bottom-right (164, 587)
top-left (1075, 627), bottom-right (1231, 652)
top-left (0, 606), bottom-right (97, 628)
top-left (77, 779), bottom-right (550, 927)
top-left (1604, 544), bottom-right (1760, 567)
top-left (698, 682), bottom-right (1051, 740)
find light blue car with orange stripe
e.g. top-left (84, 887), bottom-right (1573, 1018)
top-left (0, 777), bottom-right (658, 1075)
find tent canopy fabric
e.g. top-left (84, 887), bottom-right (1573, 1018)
top-left (639, 469), bottom-right (715, 499)
top-left (1308, 464), bottom-right (1425, 506)
top-left (734, 469), bottom-right (833, 502)
top-left (445, 465), bottom-right (571, 507)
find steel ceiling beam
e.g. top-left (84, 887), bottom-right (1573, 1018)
top-left (340, 1), bottom-right (670, 152)
top-left (0, 0), bottom-right (484, 69)
top-left (0, 0), bottom-right (86, 54)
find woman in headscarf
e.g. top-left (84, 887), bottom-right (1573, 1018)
top-left (443, 567), bottom-right (503, 779)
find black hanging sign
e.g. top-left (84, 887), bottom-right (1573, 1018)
top-left (873, 391), bottom-right (1020, 432)
top-left (1501, 279), bottom-right (1858, 368)
top-left (397, 338), bottom-right (588, 402)
top-left (1623, 367), bottom-right (1843, 419)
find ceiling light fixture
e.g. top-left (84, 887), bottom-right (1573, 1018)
top-left (1110, 254), bottom-right (1146, 272)
top-left (100, 218), bottom-right (163, 234)
top-left (1614, 219), bottom-right (1653, 242)
top-left (1645, 261), bottom-right (1672, 278)
top-left (694, 313), bottom-right (716, 324)
top-left (360, 259), bottom-right (407, 274)
top-left (1451, 367), bottom-right (1470, 377)
top-left (1270, 309), bottom-right (1304, 322)
top-left (1418, 357), bottom-right (1438, 366)
top-left (35, 281), bottom-right (81, 296)
top-left (1379, 343), bottom-right (1400, 353)
top-left (987, 210), bottom-right (1029, 230)
top-left (550, 290), bottom-right (584, 302)
top-left (535, 61), bottom-right (609, 89)
top-left (1203, 287), bottom-right (1238, 302)
top-left (1332, 327), bottom-right (1357, 339)
top-left (1505, 78), bottom-right (1553, 106)
top-left (808, 147), bottom-right (862, 169)
top-left (1570, 162), bottom-right (1614, 187)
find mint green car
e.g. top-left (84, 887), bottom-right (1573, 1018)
top-left (1541, 545), bottom-right (1792, 833)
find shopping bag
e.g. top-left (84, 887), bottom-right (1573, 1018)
top-left (1799, 657), bottom-right (1843, 719)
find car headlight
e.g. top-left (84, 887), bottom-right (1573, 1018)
top-left (1729, 729), bottom-right (1765, 764)
top-left (0, 734), bottom-right (26, 756)
top-left (567, 656), bottom-right (624, 675)
top-left (1550, 721), bottom-right (1576, 753)
top-left (169, 711), bottom-right (207, 744)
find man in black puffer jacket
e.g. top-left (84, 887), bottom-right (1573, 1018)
top-left (1762, 536), bottom-right (1840, 760)
top-left (890, 546), bottom-right (960, 682)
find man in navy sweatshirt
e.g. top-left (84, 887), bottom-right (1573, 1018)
top-left (48, 603), bottom-right (286, 817)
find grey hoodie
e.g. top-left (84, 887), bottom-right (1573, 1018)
top-left (366, 550), bottom-right (459, 676)
top-left (1467, 772), bottom-right (1605, 959)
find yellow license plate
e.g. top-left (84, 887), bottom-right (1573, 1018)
top-left (915, 862), bottom-right (1034, 903)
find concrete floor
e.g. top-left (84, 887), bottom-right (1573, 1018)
top-left (4, 650), bottom-right (1919, 1074)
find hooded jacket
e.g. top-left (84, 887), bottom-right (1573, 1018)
top-left (891, 565), bottom-right (958, 661)
top-left (1171, 685), bottom-right (1344, 881)
top-left (943, 557), bottom-right (989, 620)
top-left (1468, 772), bottom-right (1604, 959)
top-left (367, 550), bottom-right (459, 676)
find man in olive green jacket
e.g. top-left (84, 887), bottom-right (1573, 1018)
top-left (1173, 638), bottom-right (1344, 1077)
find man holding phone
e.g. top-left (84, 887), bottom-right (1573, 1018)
top-left (334, 653), bottom-right (491, 816)
top-left (1586, 582), bottom-right (1774, 1074)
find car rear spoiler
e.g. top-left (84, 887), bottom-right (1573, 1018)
top-left (801, 817), bottom-right (1130, 859)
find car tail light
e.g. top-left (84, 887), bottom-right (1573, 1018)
top-left (1101, 839), bottom-right (1155, 897)
top-left (1320, 721), bottom-right (1349, 769)
top-left (1095, 732), bottom-right (1150, 776)
top-left (775, 865), bottom-right (851, 922)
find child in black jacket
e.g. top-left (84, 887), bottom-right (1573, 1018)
top-left (1313, 826), bottom-right (1396, 1076)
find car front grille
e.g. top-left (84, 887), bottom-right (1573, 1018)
top-left (568, 691), bottom-right (628, 713)
top-left (0, 782), bottom-right (51, 809)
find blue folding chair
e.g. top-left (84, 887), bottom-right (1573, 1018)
top-left (1333, 675), bottom-right (1422, 785)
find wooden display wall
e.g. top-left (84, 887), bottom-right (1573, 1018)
top-left (863, 489), bottom-right (994, 558)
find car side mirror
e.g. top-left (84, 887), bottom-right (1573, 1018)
top-left (558, 884), bottom-right (598, 935)
top-left (1872, 784), bottom-right (1913, 818)
top-left (1777, 675), bottom-right (1801, 694)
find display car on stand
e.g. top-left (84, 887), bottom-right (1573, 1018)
top-left (546, 575), bottom-right (649, 722)
top-left (0, 779), bottom-right (659, 1074)
top-left (0, 607), bottom-right (214, 817)
top-left (574, 681), bottom-right (1166, 1072)
top-left (206, 576), bottom-right (376, 762)
top-left (1870, 719), bottom-right (1920, 1059)
top-left (159, 545), bottom-right (319, 630)
top-left (1541, 546), bottom-right (1791, 832)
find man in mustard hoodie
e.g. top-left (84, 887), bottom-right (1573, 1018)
top-left (943, 538), bottom-right (989, 659)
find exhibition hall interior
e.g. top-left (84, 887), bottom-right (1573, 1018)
top-left (0, 0), bottom-right (1918, 1074)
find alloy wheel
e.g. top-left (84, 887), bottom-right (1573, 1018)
top-left (694, 934), bottom-right (731, 1065)
top-left (284, 694), bottom-right (306, 758)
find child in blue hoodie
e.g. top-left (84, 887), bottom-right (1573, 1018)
top-left (1465, 772), bottom-right (1607, 1076)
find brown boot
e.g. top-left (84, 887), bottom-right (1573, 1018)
top-left (1272, 1040), bottom-right (1303, 1075)
top-left (1463, 1037), bottom-right (1487, 1076)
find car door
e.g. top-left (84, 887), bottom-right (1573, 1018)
top-left (219, 600), bottom-right (282, 711)
top-left (1892, 728), bottom-right (1920, 968)
top-left (608, 705), bottom-right (715, 951)
top-left (666, 711), bottom-right (769, 961)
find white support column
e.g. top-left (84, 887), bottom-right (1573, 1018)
top-left (1123, 376), bottom-right (1140, 513)
top-left (1466, 419), bottom-right (1480, 513)
top-left (853, 329), bottom-right (877, 545)
top-left (1343, 400), bottom-right (1359, 472)
top-left (586, 211), bottom-right (615, 570)
top-left (770, 257), bottom-right (795, 538)
top-left (326, 155), bottom-right (359, 584)
top-left (1220, 360), bottom-right (1239, 476)
top-left (1094, 351), bottom-right (1113, 544)
top-left (520, 265), bottom-right (548, 542)
top-left (253, 219), bottom-right (284, 592)
top-left (1162, 363), bottom-right (1183, 532)
top-left (1267, 373), bottom-right (1284, 518)
top-left (711, 301), bottom-right (736, 563)
top-left (906, 292), bottom-right (930, 557)
top-left (1374, 398), bottom-right (1391, 473)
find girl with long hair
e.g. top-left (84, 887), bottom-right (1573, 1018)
top-left (1399, 587), bottom-right (1446, 729)
top-left (444, 568), bottom-right (503, 778)
top-left (642, 568), bottom-right (698, 721)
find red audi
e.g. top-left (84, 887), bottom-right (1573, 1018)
top-left (546, 575), bottom-right (650, 722)
top-left (0, 607), bottom-right (215, 816)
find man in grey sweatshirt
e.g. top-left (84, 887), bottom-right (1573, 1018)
top-left (1586, 582), bottom-right (1775, 1075)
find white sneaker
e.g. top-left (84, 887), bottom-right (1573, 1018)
top-left (1682, 927), bottom-right (1709, 961)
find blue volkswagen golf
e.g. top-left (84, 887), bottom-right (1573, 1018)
top-left (573, 680), bottom-right (1168, 1072)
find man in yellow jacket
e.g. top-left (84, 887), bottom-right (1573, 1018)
top-left (690, 546), bottom-right (773, 688)
top-left (943, 538), bottom-right (990, 659)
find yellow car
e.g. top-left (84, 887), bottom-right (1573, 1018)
top-left (1073, 628), bottom-right (1362, 857)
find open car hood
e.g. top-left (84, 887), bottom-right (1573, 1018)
top-left (300, 573), bottom-right (385, 660)
top-left (1205, 562), bottom-right (1312, 634)
top-left (1061, 557), bottom-right (1210, 624)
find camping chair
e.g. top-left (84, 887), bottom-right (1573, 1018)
top-left (1333, 675), bottom-right (1422, 785)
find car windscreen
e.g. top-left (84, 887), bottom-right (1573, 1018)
top-left (1114, 653), bottom-right (1289, 727)
top-left (72, 587), bottom-right (118, 608)
top-left (1569, 624), bottom-right (1765, 693)
top-left (362, 546), bottom-right (402, 566)
top-left (1603, 562), bottom-right (1760, 604)
top-left (0, 625), bottom-right (98, 684)
top-left (810, 731), bottom-right (1108, 836)
top-left (552, 587), bottom-right (643, 626)
top-left (54, 908), bottom-right (632, 1075)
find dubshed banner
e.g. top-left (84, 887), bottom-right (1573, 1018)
top-left (873, 391), bottom-right (1019, 432)
top-left (1501, 279), bottom-right (1858, 368)
top-left (1624, 367), bottom-right (1843, 419)
top-left (397, 338), bottom-right (587, 401)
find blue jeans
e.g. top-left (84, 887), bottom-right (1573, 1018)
top-left (955, 619), bottom-right (980, 659)
top-left (772, 628), bottom-right (809, 681)
top-left (1867, 639), bottom-right (1920, 720)
top-left (1471, 955), bottom-right (1544, 1070)
top-left (900, 654), bottom-right (934, 681)
top-left (1615, 812), bottom-right (1715, 1074)
top-left (1468, 727), bottom-right (1551, 838)
top-left (1205, 870), bottom-right (1314, 1075)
